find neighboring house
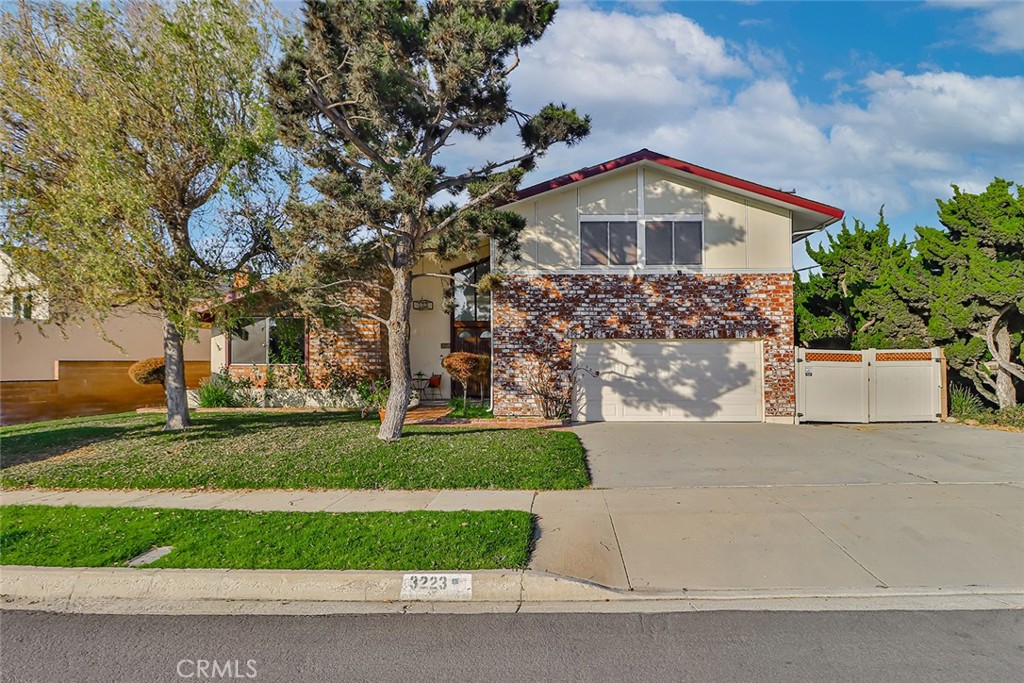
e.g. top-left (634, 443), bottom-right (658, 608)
top-left (211, 149), bottom-right (843, 423)
top-left (0, 254), bottom-right (210, 424)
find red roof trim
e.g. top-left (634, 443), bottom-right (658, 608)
top-left (515, 148), bottom-right (844, 219)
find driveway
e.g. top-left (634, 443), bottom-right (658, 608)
top-left (574, 422), bottom-right (1023, 488)
top-left (528, 422), bottom-right (1024, 592)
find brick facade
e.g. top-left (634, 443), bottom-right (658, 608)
top-left (492, 272), bottom-right (795, 419)
top-left (227, 290), bottom-right (387, 388)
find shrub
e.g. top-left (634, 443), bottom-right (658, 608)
top-left (197, 374), bottom-right (238, 408)
top-left (355, 377), bottom-right (390, 416)
top-left (442, 352), bottom-right (490, 417)
top-left (128, 357), bottom-right (165, 385)
top-left (949, 383), bottom-right (984, 418)
top-left (972, 405), bottom-right (1024, 430)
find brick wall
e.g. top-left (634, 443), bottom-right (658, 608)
top-left (492, 273), bottom-right (795, 419)
top-left (226, 291), bottom-right (388, 388)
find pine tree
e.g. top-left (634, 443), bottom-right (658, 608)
top-left (268, 0), bottom-right (590, 440)
top-left (918, 179), bottom-right (1024, 408)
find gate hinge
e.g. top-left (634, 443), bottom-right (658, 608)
top-left (797, 412), bottom-right (804, 417)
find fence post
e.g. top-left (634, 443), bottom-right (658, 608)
top-left (864, 348), bottom-right (875, 423)
top-left (938, 347), bottom-right (948, 420)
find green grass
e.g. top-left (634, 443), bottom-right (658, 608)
top-left (0, 505), bottom-right (534, 570)
top-left (447, 397), bottom-right (494, 419)
top-left (0, 412), bottom-right (589, 490)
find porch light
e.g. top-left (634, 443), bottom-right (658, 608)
top-left (413, 299), bottom-right (434, 311)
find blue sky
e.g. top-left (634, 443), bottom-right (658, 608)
top-left (427, 0), bottom-right (1024, 268)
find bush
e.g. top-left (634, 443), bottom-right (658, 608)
top-left (972, 405), bottom-right (1024, 430)
top-left (128, 357), bottom-right (165, 385)
top-left (197, 374), bottom-right (238, 408)
top-left (442, 352), bottom-right (490, 417)
top-left (949, 383), bottom-right (984, 418)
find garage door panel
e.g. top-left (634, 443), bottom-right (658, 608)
top-left (574, 340), bottom-right (762, 422)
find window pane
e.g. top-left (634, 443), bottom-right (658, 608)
top-left (674, 220), bottom-right (702, 265)
top-left (268, 318), bottom-right (305, 364)
top-left (453, 268), bottom-right (475, 321)
top-left (476, 291), bottom-right (491, 321)
top-left (608, 221), bottom-right (638, 265)
top-left (580, 221), bottom-right (608, 265)
top-left (644, 221), bottom-right (673, 265)
top-left (230, 318), bottom-right (267, 364)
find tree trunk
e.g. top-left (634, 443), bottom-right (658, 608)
top-left (162, 315), bottom-right (191, 431)
top-left (993, 323), bottom-right (1017, 409)
top-left (378, 266), bottom-right (413, 441)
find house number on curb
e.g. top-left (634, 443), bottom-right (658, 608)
top-left (400, 573), bottom-right (473, 600)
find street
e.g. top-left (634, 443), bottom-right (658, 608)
top-left (2, 609), bottom-right (1021, 682)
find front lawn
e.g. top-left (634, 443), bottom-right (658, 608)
top-left (0, 412), bottom-right (589, 490)
top-left (0, 505), bottom-right (534, 570)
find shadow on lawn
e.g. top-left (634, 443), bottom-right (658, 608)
top-left (0, 411), bottom-right (365, 469)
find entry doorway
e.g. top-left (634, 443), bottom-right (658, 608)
top-left (450, 259), bottom-right (491, 399)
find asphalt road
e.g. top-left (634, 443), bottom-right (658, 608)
top-left (2, 609), bottom-right (1022, 682)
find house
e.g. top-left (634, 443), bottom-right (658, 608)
top-left (0, 254), bottom-right (210, 424)
top-left (211, 149), bottom-right (843, 423)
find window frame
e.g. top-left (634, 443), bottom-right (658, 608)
top-left (227, 316), bottom-right (307, 367)
top-left (578, 214), bottom-right (704, 269)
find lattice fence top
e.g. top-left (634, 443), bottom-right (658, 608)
top-left (875, 351), bottom-right (934, 362)
top-left (805, 352), bottom-right (863, 362)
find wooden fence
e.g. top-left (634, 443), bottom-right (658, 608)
top-left (0, 360), bottom-right (209, 426)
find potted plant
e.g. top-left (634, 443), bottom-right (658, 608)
top-left (356, 377), bottom-right (391, 420)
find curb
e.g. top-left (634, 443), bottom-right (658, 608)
top-left (3, 566), bottom-right (1023, 614)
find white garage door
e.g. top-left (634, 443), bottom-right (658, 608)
top-left (574, 340), bottom-right (763, 422)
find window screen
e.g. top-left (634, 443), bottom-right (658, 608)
top-left (643, 220), bottom-right (702, 266)
top-left (580, 221), bottom-right (638, 266)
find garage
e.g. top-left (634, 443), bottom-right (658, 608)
top-left (573, 340), bottom-right (763, 422)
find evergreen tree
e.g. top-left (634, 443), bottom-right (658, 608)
top-left (268, 0), bottom-right (590, 441)
top-left (796, 212), bottom-right (928, 349)
top-left (917, 179), bottom-right (1024, 408)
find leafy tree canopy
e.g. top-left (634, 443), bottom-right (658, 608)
top-left (1, 0), bottom-right (280, 428)
top-left (268, 0), bottom-right (590, 440)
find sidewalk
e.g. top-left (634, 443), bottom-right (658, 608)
top-left (5, 481), bottom-right (1023, 597)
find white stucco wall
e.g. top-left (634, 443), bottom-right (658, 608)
top-left (501, 163), bottom-right (794, 273)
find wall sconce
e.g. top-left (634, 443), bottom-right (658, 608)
top-left (413, 299), bottom-right (434, 311)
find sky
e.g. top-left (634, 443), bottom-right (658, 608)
top-left (427, 0), bottom-right (1024, 269)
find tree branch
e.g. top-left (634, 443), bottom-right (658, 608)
top-left (422, 179), bottom-right (512, 239)
top-left (434, 151), bottom-right (534, 194)
top-left (305, 70), bottom-right (389, 168)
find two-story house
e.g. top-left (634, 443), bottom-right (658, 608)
top-left (213, 149), bottom-right (843, 422)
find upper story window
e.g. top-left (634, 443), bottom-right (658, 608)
top-left (580, 220), bottom-right (638, 265)
top-left (580, 217), bottom-right (703, 267)
top-left (230, 317), bottom-right (306, 365)
top-left (644, 220), bottom-right (702, 266)
top-left (453, 260), bottom-right (490, 322)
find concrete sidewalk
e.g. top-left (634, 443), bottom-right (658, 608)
top-left (6, 481), bottom-right (1023, 598)
top-left (0, 488), bottom-right (537, 513)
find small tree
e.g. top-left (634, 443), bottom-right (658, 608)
top-left (917, 179), bottom-right (1024, 408)
top-left (0, 0), bottom-right (279, 430)
top-left (442, 352), bottom-right (489, 417)
top-left (268, 0), bottom-right (590, 441)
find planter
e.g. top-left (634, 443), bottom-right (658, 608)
top-left (378, 408), bottom-right (386, 422)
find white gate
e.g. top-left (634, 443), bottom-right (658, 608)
top-left (796, 348), bottom-right (945, 423)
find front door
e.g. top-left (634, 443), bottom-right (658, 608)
top-left (450, 259), bottom-right (491, 399)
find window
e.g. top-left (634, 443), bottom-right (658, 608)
top-left (644, 220), bottom-right (702, 266)
top-left (580, 220), bottom-right (638, 266)
top-left (453, 261), bottom-right (490, 322)
top-left (10, 292), bottom-right (32, 320)
top-left (229, 317), bottom-right (306, 365)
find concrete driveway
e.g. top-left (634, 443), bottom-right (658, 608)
top-left (574, 422), bottom-right (1023, 488)
top-left (529, 423), bottom-right (1024, 593)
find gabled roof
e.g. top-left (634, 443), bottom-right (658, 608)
top-left (515, 149), bottom-right (844, 238)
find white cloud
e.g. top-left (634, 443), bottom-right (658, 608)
top-left (441, 5), bottom-right (1024, 229)
top-left (930, 0), bottom-right (1024, 52)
